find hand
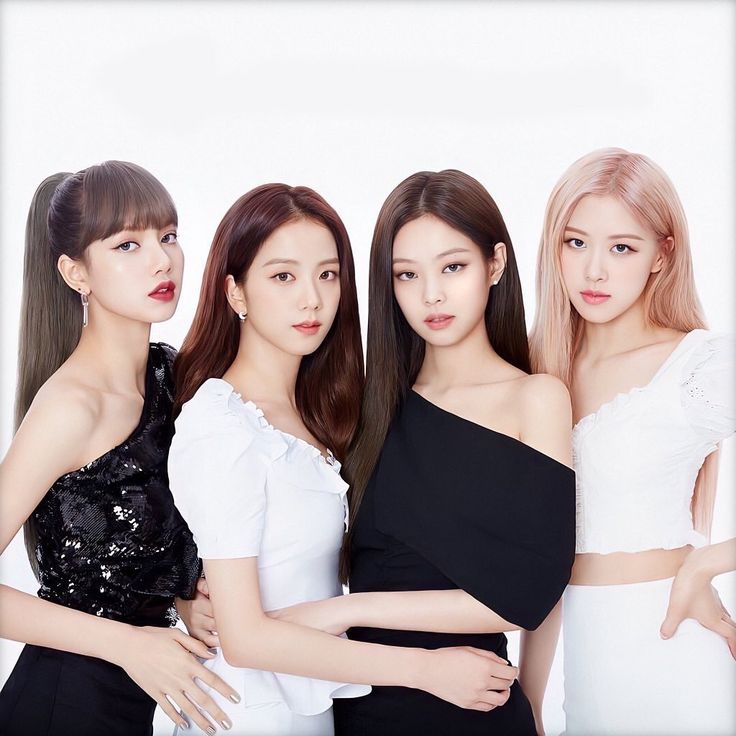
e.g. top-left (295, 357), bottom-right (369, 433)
top-left (115, 624), bottom-right (240, 732)
top-left (660, 558), bottom-right (736, 659)
top-left (416, 646), bottom-right (518, 711)
top-left (176, 577), bottom-right (220, 648)
top-left (268, 597), bottom-right (347, 636)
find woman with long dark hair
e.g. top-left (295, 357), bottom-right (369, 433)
top-left (169, 183), bottom-right (518, 735)
top-left (258, 170), bottom-right (574, 736)
top-left (0, 161), bottom-right (238, 736)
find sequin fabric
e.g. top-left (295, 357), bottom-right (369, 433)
top-left (33, 343), bottom-right (201, 627)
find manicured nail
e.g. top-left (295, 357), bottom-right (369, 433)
top-left (206, 726), bottom-right (216, 736)
top-left (220, 717), bottom-right (232, 730)
top-left (179, 721), bottom-right (189, 730)
top-left (207, 647), bottom-right (218, 655)
top-left (229, 692), bottom-right (241, 704)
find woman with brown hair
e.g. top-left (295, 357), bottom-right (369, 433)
top-left (169, 182), bottom-right (519, 736)
top-left (0, 161), bottom-right (238, 736)
top-left (266, 170), bottom-right (577, 735)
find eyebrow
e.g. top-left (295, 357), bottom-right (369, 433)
top-left (392, 247), bottom-right (471, 265)
top-left (261, 257), bottom-right (340, 267)
top-left (564, 226), bottom-right (645, 241)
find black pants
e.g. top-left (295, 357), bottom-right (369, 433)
top-left (0, 644), bottom-right (156, 736)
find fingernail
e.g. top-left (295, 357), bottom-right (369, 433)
top-left (180, 721), bottom-right (190, 730)
top-left (220, 717), bottom-right (232, 730)
top-left (211, 630), bottom-right (219, 636)
top-left (229, 692), bottom-right (241, 704)
top-left (206, 727), bottom-right (216, 736)
top-left (207, 647), bottom-right (218, 655)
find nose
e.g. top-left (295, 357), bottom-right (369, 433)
top-left (422, 276), bottom-right (445, 306)
top-left (299, 277), bottom-right (323, 311)
top-left (151, 240), bottom-right (173, 275)
top-left (583, 246), bottom-right (606, 284)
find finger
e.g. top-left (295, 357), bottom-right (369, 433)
top-left (197, 577), bottom-right (210, 597)
top-left (481, 688), bottom-right (511, 707)
top-left (202, 634), bottom-right (221, 649)
top-left (465, 647), bottom-right (508, 663)
top-left (183, 688), bottom-right (231, 732)
top-left (659, 610), bottom-right (683, 639)
top-left (176, 631), bottom-right (216, 659)
top-left (486, 677), bottom-right (514, 691)
top-left (468, 702), bottom-right (497, 712)
top-left (175, 692), bottom-right (218, 735)
top-left (192, 613), bottom-right (217, 630)
top-left (720, 613), bottom-right (736, 631)
top-left (158, 694), bottom-right (190, 730)
top-left (195, 667), bottom-right (241, 705)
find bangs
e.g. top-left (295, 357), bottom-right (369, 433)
top-left (80, 161), bottom-right (177, 244)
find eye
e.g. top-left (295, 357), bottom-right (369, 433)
top-left (273, 272), bottom-right (294, 283)
top-left (564, 238), bottom-right (585, 249)
top-left (319, 270), bottom-right (339, 280)
top-left (161, 231), bottom-right (178, 245)
top-left (611, 243), bottom-right (633, 254)
top-left (443, 263), bottom-right (465, 273)
top-left (115, 241), bottom-right (140, 252)
top-left (395, 271), bottom-right (417, 281)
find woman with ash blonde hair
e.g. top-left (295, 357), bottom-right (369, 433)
top-left (530, 147), bottom-right (735, 735)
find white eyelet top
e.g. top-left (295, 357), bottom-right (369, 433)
top-left (168, 378), bottom-right (370, 715)
top-left (573, 330), bottom-right (735, 555)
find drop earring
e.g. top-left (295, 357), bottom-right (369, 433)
top-left (80, 291), bottom-right (89, 327)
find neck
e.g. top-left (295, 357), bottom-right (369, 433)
top-left (578, 298), bottom-right (655, 361)
top-left (415, 318), bottom-right (499, 390)
top-left (225, 325), bottom-right (301, 408)
top-left (74, 313), bottom-right (152, 395)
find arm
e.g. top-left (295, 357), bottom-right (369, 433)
top-left (0, 389), bottom-right (238, 732)
top-left (519, 602), bottom-right (562, 736)
top-left (660, 539), bottom-right (736, 658)
top-left (204, 556), bottom-right (517, 711)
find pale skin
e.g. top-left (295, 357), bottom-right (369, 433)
top-left (179, 216), bottom-right (520, 716)
top-left (560, 193), bottom-right (736, 656)
top-left (0, 226), bottom-right (240, 734)
top-left (180, 214), bottom-right (572, 735)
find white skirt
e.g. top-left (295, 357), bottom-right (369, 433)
top-left (562, 577), bottom-right (736, 736)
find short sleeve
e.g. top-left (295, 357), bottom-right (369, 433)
top-left (681, 332), bottom-right (735, 444)
top-left (168, 389), bottom-right (273, 560)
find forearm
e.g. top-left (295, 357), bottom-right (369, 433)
top-left (338, 589), bottom-right (519, 634)
top-left (0, 584), bottom-right (134, 666)
top-left (222, 614), bottom-right (425, 687)
top-left (518, 600), bottom-right (562, 724)
top-left (684, 539), bottom-right (736, 579)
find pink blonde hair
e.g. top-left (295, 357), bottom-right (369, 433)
top-left (529, 147), bottom-right (717, 538)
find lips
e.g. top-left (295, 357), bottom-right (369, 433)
top-left (148, 280), bottom-right (176, 302)
top-left (293, 320), bottom-right (322, 335)
top-left (424, 313), bottom-right (455, 330)
top-left (580, 290), bottom-right (611, 305)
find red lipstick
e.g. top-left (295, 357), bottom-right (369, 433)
top-left (149, 280), bottom-right (176, 302)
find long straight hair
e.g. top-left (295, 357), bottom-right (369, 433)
top-left (174, 184), bottom-right (363, 460)
top-left (340, 169), bottom-right (530, 582)
top-left (529, 148), bottom-right (716, 537)
top-left (16, 161), bottom-right (177, 578)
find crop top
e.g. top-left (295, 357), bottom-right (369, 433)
top-left (573, 330), bottom-right (735, 554)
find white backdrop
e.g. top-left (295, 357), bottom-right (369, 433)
top-left (1, 2), bottom-right (734, 734)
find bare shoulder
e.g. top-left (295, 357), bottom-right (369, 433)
top-left (517, 373), bottom-right (572, 420)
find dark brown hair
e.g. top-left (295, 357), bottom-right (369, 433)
top-left (17, 161), bottom-right (177, 578)
top-left (174, 183), bottom-right (364, 460)
top-left (340, 169), bottom-right (530, 582)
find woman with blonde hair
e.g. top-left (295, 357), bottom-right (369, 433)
top-left (530, 147), bottom-right (735, 735)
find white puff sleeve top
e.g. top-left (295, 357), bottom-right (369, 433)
top-left (169, 378), bottom-right (370, 715)
top-left (573, 330), bottom-right (735, 554)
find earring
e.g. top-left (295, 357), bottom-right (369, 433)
top-left (492, 279), bottom-right (499, 286)
top-left (238, 311), bottom-right (247, 322)
top-left (80, 291), bottom-right (89, 327)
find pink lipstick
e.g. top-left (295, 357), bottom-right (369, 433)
top-left (293, 320), bottom-right (322, 335)
top-left (424, 313), bottom-right (455, 330)
top-left (148, 280), bottom-right (176, 302)
top-left (580, 290), bottom-right (610, 305)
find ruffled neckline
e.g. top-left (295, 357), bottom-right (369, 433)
top-left (204, 378), bottom-right (343, 475)
top-left (572, 329), bottom-right (704, 438)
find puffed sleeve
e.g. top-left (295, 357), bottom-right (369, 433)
top-left (681, 332), bottom-right (735, 444)
top-left (168, 383), bottom-right (279, 559)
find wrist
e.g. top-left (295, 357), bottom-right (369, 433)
top-left (106, 623), bottom-right (140, 667)
top-left (405, 648), bottom-right (432, 690)
top-left (681, 546), bottom-right (717, 582)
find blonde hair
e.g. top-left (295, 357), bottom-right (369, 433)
top-left (529, 147), bottom-right (716, 538)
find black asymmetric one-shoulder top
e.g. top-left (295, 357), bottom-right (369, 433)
top-left (333, 390), bottom-right (576, 736)
top-left (32, 343), bottom-right (201, 628)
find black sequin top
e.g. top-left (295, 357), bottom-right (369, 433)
top-left (32, 343), bottom-right (201, 628)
